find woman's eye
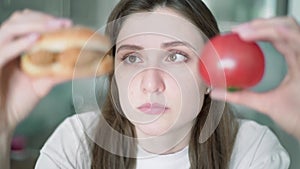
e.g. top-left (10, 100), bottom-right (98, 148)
top-left (123, 54), bottom-right (142, 64)
top-left (166, 52), bottom-right (188, 63)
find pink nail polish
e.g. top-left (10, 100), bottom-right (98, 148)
top-left (27, 33), bottom-right (39, 42)
top-left (59, 18), bottom-right (72, 27)
top-left (47, 19), bottom-right (63, 28)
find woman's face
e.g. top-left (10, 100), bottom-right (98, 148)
top-left (114, 8), bottom-right (207, 138)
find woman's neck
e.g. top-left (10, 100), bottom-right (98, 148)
top-left (136, 124), bottom-right (192, 155)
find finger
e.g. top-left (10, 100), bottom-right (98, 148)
top-left (4, 9), bottom-right (71, 28)
top-left (0, 18), bottom-right (72, 44)
top-left (232, 22), bottom-right (283, 42)
top-left (0, 33), bottom-right (39, 67)
top-left (232, 17), bottom-right (299, 42)
top-left (234, 17), bottom-right (298, 31)
top-left (7, 9), bottom-right (54, 23)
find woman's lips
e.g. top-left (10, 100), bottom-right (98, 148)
top-left (137, 103), bottom-right (169, 115)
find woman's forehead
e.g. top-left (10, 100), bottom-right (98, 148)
top-left (116, 11), bottom-right (205, 50)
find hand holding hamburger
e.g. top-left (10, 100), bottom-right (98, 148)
top-left (21, 26), bottom-right (113, 79)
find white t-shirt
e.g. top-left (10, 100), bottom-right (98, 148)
top-left (35, 112), bottom-right (290, 169)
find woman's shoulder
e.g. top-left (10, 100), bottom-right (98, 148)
top-left (42, 111), bottom-right (98, 143)
top-left (236, 119), bottom-right (275, 139)
top-left (35, 112), bottom-right (97, 169)
top-left (230, 119), bottom-right (290, 169)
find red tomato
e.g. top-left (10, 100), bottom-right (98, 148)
top-left (198, 33), bottom-right (265, 91)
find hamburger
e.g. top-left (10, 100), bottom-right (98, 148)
top-left (21, 26), bottom-right (113, 79)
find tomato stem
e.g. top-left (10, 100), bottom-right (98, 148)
top-left (227, 87), bottom-right (242, 92)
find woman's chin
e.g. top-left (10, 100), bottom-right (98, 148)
top-left (135, 123), bottom-right (173, 137)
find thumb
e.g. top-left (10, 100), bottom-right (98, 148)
top-left (210, 88), bottom-right (270, 115)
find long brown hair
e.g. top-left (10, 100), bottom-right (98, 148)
top-left (92, 0), bottom-right (238, 169)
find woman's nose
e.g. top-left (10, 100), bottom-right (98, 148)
top-left (141, 69), bottom-right (165, 93)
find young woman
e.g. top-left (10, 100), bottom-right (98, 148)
top-left (0, 0), bottom-right (299, 169)
top-left (36, 0), bottom-right (289, 168)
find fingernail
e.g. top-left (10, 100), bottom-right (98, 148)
top-left (47, 19), bottom-right (72, 29)
top-left (27, 33), bottom-right (40, 42)
top-left (232, 23), bottom-right (255, 38)
top-left (58, 18), bottom-right (72, 27)
top-left (48, 20), bottom-right (61, 28)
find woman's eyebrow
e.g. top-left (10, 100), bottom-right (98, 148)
top-left (116, 44), bottom-right (144, 53)
top-left (161, 41), bottom-right (196, 51)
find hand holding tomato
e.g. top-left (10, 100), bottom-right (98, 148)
top-left (209, 17), bottom-right (300, 141)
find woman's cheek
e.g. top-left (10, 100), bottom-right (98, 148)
top-left (171, 67), bottom-right (205, 119)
